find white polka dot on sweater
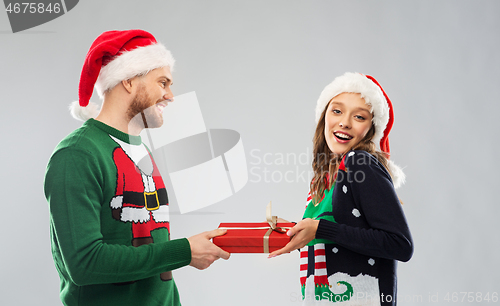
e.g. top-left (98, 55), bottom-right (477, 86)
top-left (348, 152), bottom-right (355, 157)
top-left (332, 247), bottom-right (338, 253)
top-left (343, 185), bottom-right (348, 193)
top-left (352, 209), bottom-right (361, 217)
top-left (368, 258), bottom-right (375, 266)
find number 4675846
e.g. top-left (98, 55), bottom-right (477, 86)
top-left (5, 2), bottom-right (61, 14)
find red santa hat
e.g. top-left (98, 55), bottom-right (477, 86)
top-left (70, 29), bottom-right (175, 121)
top-left (315, 72), bottom-right (405, 188)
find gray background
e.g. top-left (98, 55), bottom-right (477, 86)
top-left (1, 0), bottom-right (499, 305)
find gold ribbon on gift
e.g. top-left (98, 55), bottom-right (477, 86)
top-left (264, 201), bottom-right (287, 253)
top-left (266, 201), bottom-right (277, 230)
top-left (263, 228), bottom-right (274, 253)
top-left (218, 201), bottom-right (291, 253)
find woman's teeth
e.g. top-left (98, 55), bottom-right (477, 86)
top-left (334, 132), bottom-right (352, 140)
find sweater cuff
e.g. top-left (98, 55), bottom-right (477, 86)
top-left (315, 219), bottom-right (340, 241)
top-left (160, 238), bottom-right (192, 271)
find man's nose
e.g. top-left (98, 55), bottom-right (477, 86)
top-left (164, 88), bottom-right (174, 102)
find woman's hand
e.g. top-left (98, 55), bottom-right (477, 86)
top-left (268, 218), bottom-right (319, 258)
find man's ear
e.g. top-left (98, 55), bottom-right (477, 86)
top-left (121, 77), bottom-right (136, 94)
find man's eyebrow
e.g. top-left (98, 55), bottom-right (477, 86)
top-left (159, 76), bottom-right (173, 86)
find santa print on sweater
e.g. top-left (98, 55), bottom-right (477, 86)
top-left (300, 150), bottom-right (413, 306)
top-left (108, 135), bottom-right (172, 281)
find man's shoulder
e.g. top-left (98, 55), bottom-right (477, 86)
top-left (51, 121), bottom-right (116, 159)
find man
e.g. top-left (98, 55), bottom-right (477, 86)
top-left (44, 30), bottom-right (230, 306)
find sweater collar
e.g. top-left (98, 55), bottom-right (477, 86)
top-left (85, 119), bottom-right (143, 146)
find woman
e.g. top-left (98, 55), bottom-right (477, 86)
top-left (269, 72), bottom-right (413, 306)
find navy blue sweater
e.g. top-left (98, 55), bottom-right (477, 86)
top-left (302, 150), bottom-right (413, 305)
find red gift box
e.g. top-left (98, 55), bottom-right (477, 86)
top-left (213, 222), bottom-right (295, 253)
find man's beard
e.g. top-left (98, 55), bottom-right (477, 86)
top-left (127, 85), bottom-right (164, 130)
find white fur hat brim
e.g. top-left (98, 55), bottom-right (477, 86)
top-left (95, 42), bottom-right (175, 98)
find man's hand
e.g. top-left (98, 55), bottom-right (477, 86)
top-left (267, 218), bottom-right (319, 258)
top-left (188, 229), bottom-right (230, 270)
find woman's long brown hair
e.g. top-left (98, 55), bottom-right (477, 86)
top-left (310, 102), bottom-right (392, 205)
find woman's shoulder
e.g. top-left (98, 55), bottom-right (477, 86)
top-left (342, 150), bottom-right (391, 176)
top-left (337, 150), bottom-right (397, 192)
top-left (343, 150), bottom-right (378, 167)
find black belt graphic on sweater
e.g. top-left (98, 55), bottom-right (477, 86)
top-left (122, 188), bottom-right (168, 211)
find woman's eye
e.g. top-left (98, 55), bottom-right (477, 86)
top-left (355, 115), bottom-right (366, 120)
top-left (332, 109), bottom-right (341, 114)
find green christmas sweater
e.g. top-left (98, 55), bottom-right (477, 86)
top-left (44, 119), bottom-right (191, 306)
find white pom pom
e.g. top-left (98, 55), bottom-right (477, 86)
top-left (69, 101), bottom-right (100, 121)
top-left (387, 159), bottom-right (406, 189)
